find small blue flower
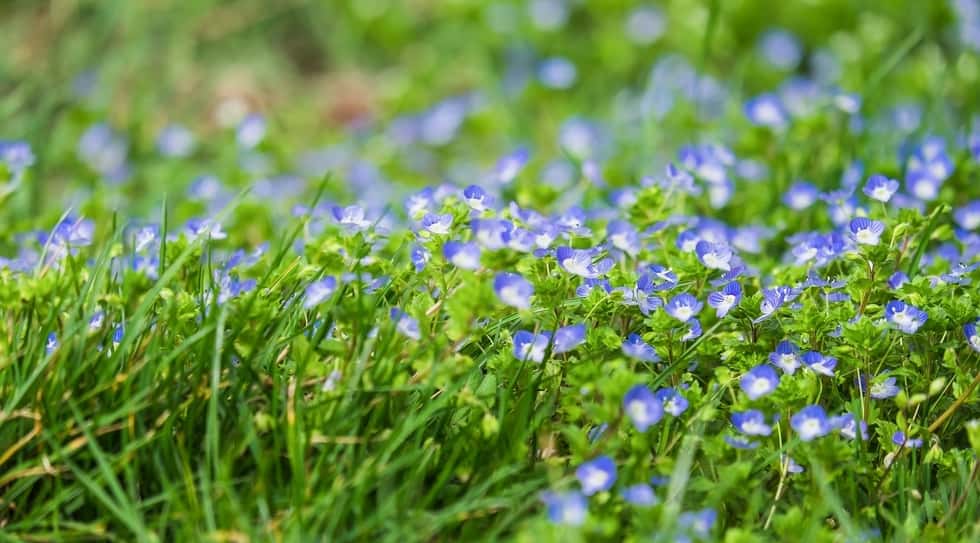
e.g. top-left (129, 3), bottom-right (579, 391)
top-left (783, 181), bottom-right (819, 210)
top-left (236, 114), bottom-right (266, 149)
top-left (758, 28), bottom-right (802, 69)
top-left (892, 431), bottom-right (923, 448)
top-left (513, 330), bottom-right (550, 362)
top-left (621, 334), bottom-right (660, 362)
top-left (863, 174), bottom-right (899, 202)
top-left (577, 278), bottom-right (612, 297)
top-left (493, 272), bottom-right (534, 310)
top-left (954, 200), bottom-right (980, 231)
top-left (156, 123), bottom-right (196, 158)
top-left (390, 308), bottom-right (421, 340)
top-left (739, 364), bottom-right (780, 400)
top-left (888, 271), bottom-right (909, 290)
top-left (681, 319), bottom-right (702, 341)
top-left (331, 205), bottom-right (372, 230)
top-left (112, 325), bottom-right (124, 346)
top-left (707, 281), bottom-right (742, 318)
top-left (885, 300), bottom-right (928, 334)
top-left (421, 213), bottom-right (453, 235)
top-left (495, 147), bottom-right (530, 184)
top-left (831, 413), bottom-right (868, 440)
top-left (783, 455), bottom-right (805, 474)
top-left (745, 93), bottom-right (789, 128)
top-left (410, 244), bottom-right (430, 272)
top-left (965, 320), bottom-right (980, 353)
top-left (553, 324), bottom-right (586, 354)
top-left (623, 384), bottom-right (664, 431)
top-left (462, 184), bottom-right (494, 211)
top-left (442, 241), bottom-right (481, 270)
top-left (472, 218), bottom-right (513, 249)
top-left (695, 241), bottom-right (734, 271)
top-left (638, 265), bottom-right (678, 291)
top-left (848, 217), bottom-right (885, 246)
top-left (870, 376), bottom-right (900, 399)
top-left (678, 508), bottom-right (717, 539)
top-left (606, 220), bottom-right (641, 257)
top-left (769, 340), bottom-right (801, 374)
top-left (303, 277), bottom-right (337, 309)
top-left (731, 410), bottom-right (773, 436)
top-left (724, 435), bottom-right (759, 449)
top-left (556, 246), bottom-right (614, 278)
top-left (802, 351), bottom-right (837, 377)
top-left (655, 387), bottom-right (689, 416)
top-left (0, 140), bottom-right (35, 173)
top-left (621, 483), bottom-right (658, 506)
top-left (538, 57), bottom-right (577, 89)
top-left (45, 332), bottom-right (58, 356)
top-left (576, 456), bottom-right (617, 496)
top-left (665, 293), bottom-right (703, 323)
top-left (791, 405), bottom-right (830, 441)
top-left (540, 490), bottom-right (587, 526)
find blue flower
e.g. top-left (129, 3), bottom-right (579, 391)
top-left (625, 5), bottom-right (665, 44)
top-left (892, 431), bottom-right (923, 449)
top-left (472, 218), bottom-right (513, 249)
top-left (740, 364), bottom-right (780, 400)
top-left (390, 308), bottom-right (421, 340)
top-left (965, 320), bottom-right (980, 352)
top-left (870, 376), bottom-right (900, 399)
top-left (802, 351), bottom-right (837, 377)
top-left (236, 114), bottom-right (266, 149)
top-left (156, 124), bottom-right (196, 158)
top-left (553, 324), bottom-right (586, 354)
top-left (655, 387), bottom-right (689, 416)
top-left (791, 405), bottom-right (831, 441)
top-left (769, 340), bottom-right (801, 374)
top-left (577, 278), bottom-right (612, 297)
top-left (621, 483), bottom-right (659, 506)
top-left (885, 300), bottom-right (928, 333)
top-left (695, 241), bottom-right (733, 271)
top-left (888, 271), bottom-right (909, 289)
top-left (623, 384), bottom-right (664, 431)
top-left (783, 455), bottom-right (805, 474)
top-left (494, 272), bottom-right (534, 310)
top-left (707, 281), bottom-right (742, 318)
top-left (759, 28), bottom-right (802, 69)
top-left (731, 410), bottom-right (773, 436)
top-left (410, 244), bottom-right (430, 272)
top-left (331, 205), bottom-right (373, 230)
top-left (639, 265), bottom-right (678, 291)
top-left (304, 277), bottom-right (337, 309)
top-left (678, 508), bottom-right (717, 539)
top-left (783, 181), bottom-right (819, 210)
top-left (0, 140), bottom-right (35, 173)
top-left (681, 319), bottom-right (702, 341)
top-left (665, 293), bottom-right (703, 323)
top-left (420, 213), bottom-right (453, 235)
top-left (724, 435), bottom-right (759, 449)
top-left (538, 57), bottom-right (577, 89)
top-left (621, 334), bottom-right (660, 362)
top-left (540, 490), bottom-right (587, 526)
top-left (830, 413), bottom-right (868, 440)
top-left (863, 174), bottom-right (899, 202)
top-left (954, 200), bottom-right (980, 230)
top-left (848, 217), bottom-right (885, 246)
top-left (606, 220), bottom-right (641, 257)
top-left (45, 332), bottom-right (58, 356)
top-left (556, 246), bottom-right (614, 278)
top-left (745, 93), bottom-right (789, 128)
top-left (442, 241), bottom-right (481, 270)
top-left (513, 330), bottom-right (550, 362)
top-left (576, 456), bottom-right (617, 496)
top-left (462, 184), bottom-right (494, 211)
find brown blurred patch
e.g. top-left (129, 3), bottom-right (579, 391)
top-left (317, 71), bottom-right (378, 129)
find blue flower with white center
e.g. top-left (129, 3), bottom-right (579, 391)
top-left (863, 174), bottom-right (899, 202)
top-left (639, 265), bottom-right (678, 291)
top-left (695, 241), bottom-right (733, 271)
top-left (513, 330), bottom-right (550, 362)
top-left (577, 278), bottom-right (612, 297)
top-left (681, 319), bottom-right (702, 341)
top-left (889, 271), bottom-right (909, 289)
top-left (740, 364), bottom-right (780, 400)
top-left (555, 246), bottom-right (613, 278)
top-left (621, 334), bottom-right (659, 362)
top-left (390, 308), bottom-right (421, 340)
top-left (131, 254), bottom-right (159, 279)
top-left (472, 218), bottom-right (513, 249)
top-left (870, 376), bottom-right (900, 399)
top-left (707, 281), bottom-right (742, 318)
top-left (89, 311), bottom-right (105, 334)
top-left (553, 324), bottom-right (586, 354)
top-left (0, 140), bottom-right (35, 173)
top-left (606, 220), bottom-right (640, 257)
top-left (802, 351), bottom-right (837, 377)
top-left (665, 293), bottom-right (703, 323)
top-left (623, 384), bottom-right (664, 431)
top-left (494, 147), bottom-right (530, 184)
top-left (954, 200), bottom-right (980, 230)
top-left (540, 491), bottom-right (587, 526)
top-left (538, 57), bottom-right (577, 89)
top-left (885, 300), bottom-right (928, 333)
top-left (494, 272), bottom-right (533, 310)
top-left (420, 213), bottom-right (453, 235)
top-left (731, 410), bottom-right (773, 436)
top-left (679, 508), bottom-right (717, 539)
top-left (655, 387), bottom-right (688, 416)
top-left (576, 456), bottom-right (617, 496)
top-left (745, 93), bottom-right (789, 128)
top-left (892, 431), bottom-right (923, 449)
top-left (410, 244), bottom-right (429, 272)
top-left (331, 205), bottom-right (373, 230)
top-left (783, 455), bottom-right (805, 474)
top-left (906, 169), bottom-right (943, 201)
top-left (783, 181), bottom-right (819, 210)
top-left (236, 114), bottom-right (266, 149)
top-left (759, 28), bottom-right (802, 69)
top-left (77, 123), bottom-right (129, 181)
top-left (625, 5), bottom-right (665, 45)
top-left (462, 184), bottom-right (494, 211)
top-left (724, 435), bottom-right (759, 449)
top-left (621, 483), bottom-right (659, 507)
top-left (965, 320), bottom-right (980, 352)
top-left (45, 332), bottom-right (58, 356)
top-left (303, 277), bottom-right (337, 309)
top-left (791, 405), bottom-right (830, 441)
top-left (769, 340), bottom-right (801, 374)
top-left (442, 241), bottom-right (481, 270)
top-left (830, 413), bottom-right (868, 440)
top-left (676, 229), bottom-right (701, 252)
top-left (848, 217), bottom-right (885, 246)
top-left (156, 124), bottom-right (196, 158)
